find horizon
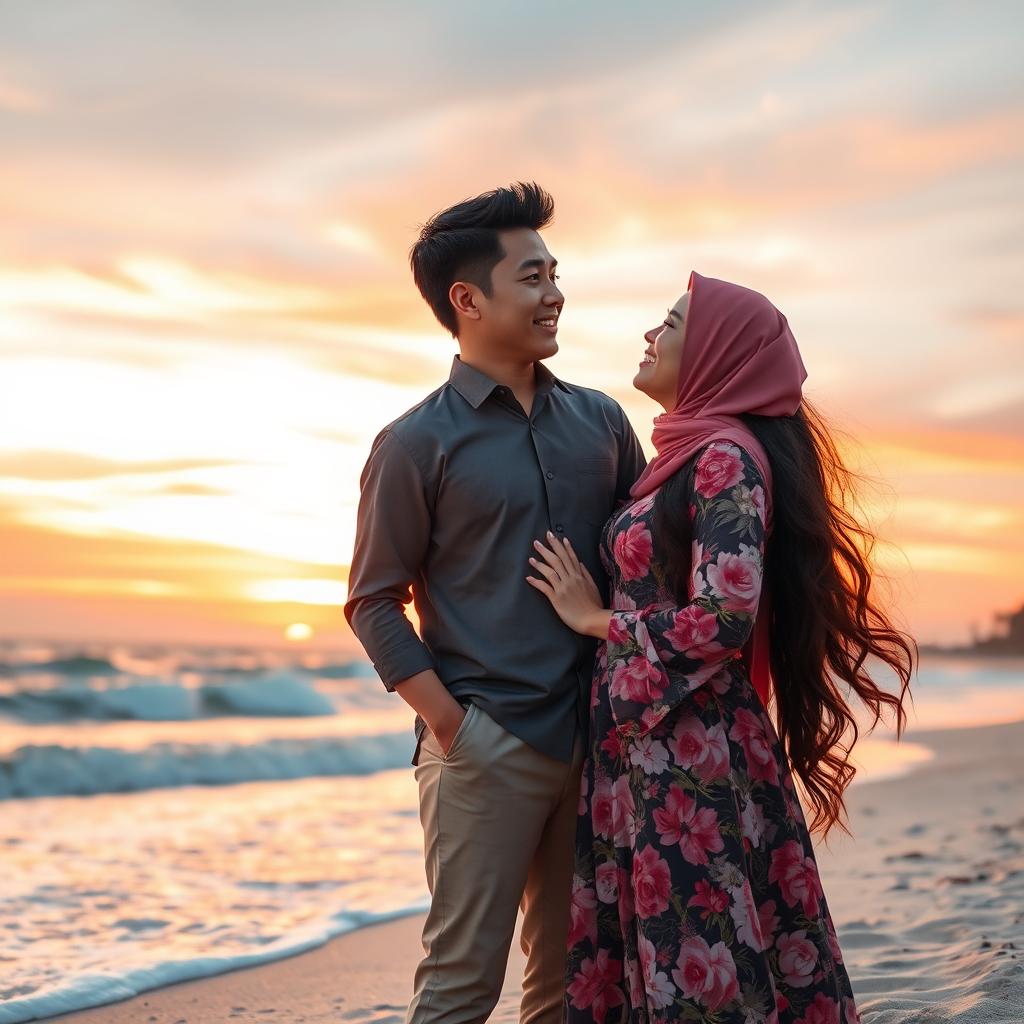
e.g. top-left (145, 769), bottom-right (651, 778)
top-left (3, 598), bottom-right (1024, 657)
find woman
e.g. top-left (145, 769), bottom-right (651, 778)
top-left (526, 272), bottom-right (915, 1023)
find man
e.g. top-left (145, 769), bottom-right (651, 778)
top-left (344, 182), bottom-right (645, 1023)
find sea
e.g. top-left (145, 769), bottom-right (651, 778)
top-left (1, 640), bottom-right (1022, 1023)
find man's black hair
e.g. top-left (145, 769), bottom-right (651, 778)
top-left (410, 181), bottom-right (555, 337)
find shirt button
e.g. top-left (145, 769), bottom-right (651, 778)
top-left (554, 524), bottom-right (564, 533)
top-left (545, 471), bottom-right (554, 480)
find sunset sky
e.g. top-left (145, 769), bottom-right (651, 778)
top-left (1, 2), bottom-right (1022, 649)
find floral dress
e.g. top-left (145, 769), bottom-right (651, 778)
top-left (566, 441), bottom-right (860, 1024)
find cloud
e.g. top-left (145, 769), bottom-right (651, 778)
top-left (2, 1), bottom-right (1009, 275)
top-left (954, 306), bottom-right (1024, 348)
top-left (0, 513), bottom-right (359, 647)
top-left (0, 3), bottom-right (768, 169)
top-left (0, 451), bottom-right (243, 481)
top-left (859, 425), bottom-right (1024, 478)
top-left (155, 482), bottom-right (229, 497)
top-left (0, 509), bottom-right (329, 588)
top-left (0, 73), bottom-right (48, 112)
top-left (946, 398), bottom-right (1024, 438)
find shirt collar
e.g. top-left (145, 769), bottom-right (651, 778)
top-left (448, 355), bottom-right (569, 409)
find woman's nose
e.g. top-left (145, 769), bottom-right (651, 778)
top-left (644, 326), bottom-right (660, 344)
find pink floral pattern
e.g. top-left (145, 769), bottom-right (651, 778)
top-left (568, 949), bottom-right (627, 1023)
top-left (631, 844), bottom-right (672, 919)
top-left (613, 522), bottom-right (654, 581)
top-left (653, 785), bottom-right (723, 865)
top-left (731, 707), bottom-right (782, 784)
top-left (693, 444), bottom-right (745, 498)
top-left (672, 936), bottom-right (740, 1010)
top-left (610, 655), bottom-right (668, 705)
top-left (567, 442), bottom-right (859, 1022)
top-left (707, 547), bottom-right (763, 614)
top-left (769, 841), bottom-right (825, 918)
top-left (777, 930), bottom-right (820, 987)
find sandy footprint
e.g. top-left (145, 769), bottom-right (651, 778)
top-left (339, 1003), bottom-right (405, 1023)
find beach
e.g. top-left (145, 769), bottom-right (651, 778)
top-left (40, 715), bottom-right (1024, 1024)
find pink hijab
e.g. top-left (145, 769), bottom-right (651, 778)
top-left (630, 271), bottom-right (807, 706)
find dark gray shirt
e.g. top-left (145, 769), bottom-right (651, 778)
top-left (343, 356), bottom-right (646, 763)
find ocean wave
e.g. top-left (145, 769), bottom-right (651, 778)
top-left (0, 730), bottom-right (415, 800)
top-left (314, 661), bottom-right (380, 679)
top-left (4, 655), bottom-right (120, 676)
top-left (202, 673), bottom-right (336, 717)
top-left (0, 904), bottom-right (427, 1024)
top-left (0, 671), bottom-right (338, 723)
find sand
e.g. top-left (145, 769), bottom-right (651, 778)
top-left (43, 718), bottom-right (1024, 1023)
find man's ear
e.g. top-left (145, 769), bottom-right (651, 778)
top-left (449, 281), bottom-right (482, 321)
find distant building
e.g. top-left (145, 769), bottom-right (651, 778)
top-left (974, 603), bottom-right (1024, 655)
top-left (921, 600), bottom-right (1024, 657)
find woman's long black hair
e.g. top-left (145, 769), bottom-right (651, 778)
top-left (653, 399), bottom-right (916, 836)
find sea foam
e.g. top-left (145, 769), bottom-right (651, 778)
top-left (0, 729), bottom-right (414, 799)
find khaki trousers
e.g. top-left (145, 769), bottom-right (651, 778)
top-left (407, 703), bottom-right (583, 1024)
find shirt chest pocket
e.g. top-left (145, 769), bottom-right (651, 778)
top-left (574, 456), bottom-right (617, 524)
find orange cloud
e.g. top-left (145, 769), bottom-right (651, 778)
top-left (0, 515), bottom-right (356, 648)
top-left (0, 452), bottom-right (241, 481)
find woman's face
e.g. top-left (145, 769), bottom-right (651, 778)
top-left (633, 290), bottom-right (690, 410)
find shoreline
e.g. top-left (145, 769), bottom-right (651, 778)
top-left (31, 717), bottom-right (1024, 1023)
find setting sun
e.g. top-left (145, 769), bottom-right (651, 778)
top-left (284, 622), bottom-right (314, 642)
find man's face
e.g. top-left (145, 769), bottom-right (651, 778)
top-left (472, 227), bottom-right (564, 361)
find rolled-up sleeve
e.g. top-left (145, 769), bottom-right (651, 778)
top-left (343, 429), bottom-right (436, 690)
